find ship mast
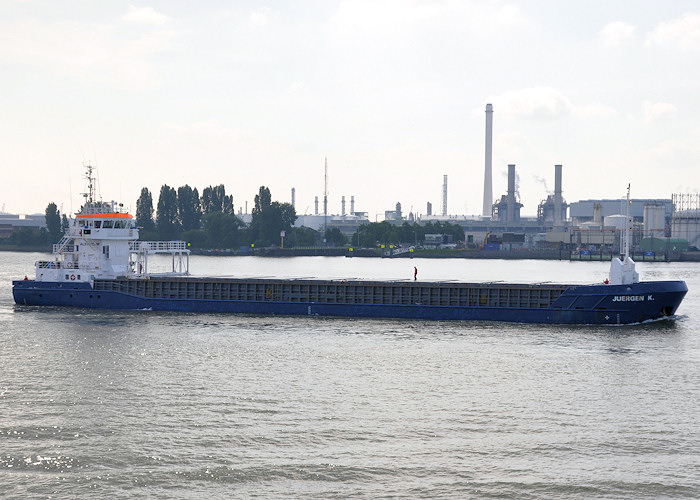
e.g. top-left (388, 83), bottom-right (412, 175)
top-left (82, 165), bottom-right (95, 204)
top-left (79, 165), bottom-right (106, 215)
top-left (623, 183), bottom-right (631, 260)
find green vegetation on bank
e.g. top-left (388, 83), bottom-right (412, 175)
top-left (0, 202), bottom-right (69, 248)
top-left (131, 183), bottom-right (466, 250)
top-left (2, 184), bottom-right (467, 251)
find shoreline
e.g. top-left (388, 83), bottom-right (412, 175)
top-left (4, 245), bottom-right (698, 262)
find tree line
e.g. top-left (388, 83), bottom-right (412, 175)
top-left (134, 182), bottom-right (465, 250)
top-left (136, 184), bottom-right (309, 249)
top-left (351, 220), bottom-right (465, 248)
top-left (6, 186), bottom-right (466, 250)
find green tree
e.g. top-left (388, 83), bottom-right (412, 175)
top-left (135, 187), bottom-right (156, 232)
top-left (177, 185), bottom-right (202, 232)
top-left (351, 220), bottom-right (464, 247)
top-left (45, 202), bottom-right (62, 244)
top-left (181, 229), bottom-right (206, 248)
top-left (201, 184), bottom-right (234, 214)
top-left (423, 221), bottom-right (464, 244)
top-left (9, 227), bottom-right (46, 246)
top-left (252, 186), bottom-right (272, 215)
top-left (249, 186), bottom-right (297, 246)
top-left (202, 212), bottom-right (244, 248)
top-left (156, 184), bottom-right (179, 239)
top-left (324, 227), bottom-right (347, 246)
top-left (286, 226), bottom-right (318, 248)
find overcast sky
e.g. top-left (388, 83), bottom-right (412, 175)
top-left (2, 0), bottom-right (699, 220)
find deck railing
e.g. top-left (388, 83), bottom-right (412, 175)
top-left (129, 241), bottom-right (189, 253)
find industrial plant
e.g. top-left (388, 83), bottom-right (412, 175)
top-left (2, 103), bottom-right (698, 257)
top-left (286, 103), bottom-right (700, 256)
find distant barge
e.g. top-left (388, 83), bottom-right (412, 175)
top-left (11, 168), bottom-right (688, 325)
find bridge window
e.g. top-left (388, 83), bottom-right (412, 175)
top-left (102, 221), bottom-right (113, 228)
top-left (94, 221), bottom-right (102, 228)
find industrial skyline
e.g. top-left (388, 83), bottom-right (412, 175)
top-left (2, 1), bottom-right (700, 218)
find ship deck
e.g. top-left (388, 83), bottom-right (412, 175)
top-left (93, 277), bottom-right (569, 309)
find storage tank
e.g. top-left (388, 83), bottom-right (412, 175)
top-left (643, 202), bottom-right (666, 237)
top-left (604, 214), bottom-right (628, 230)
top-left (671, 209), bottom-right (700, 248)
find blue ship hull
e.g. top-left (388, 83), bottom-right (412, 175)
top-left (12, 278), bottom-right (687, 325)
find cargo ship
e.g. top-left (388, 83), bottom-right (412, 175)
top-left (12, 169), bottom-right (687, 325)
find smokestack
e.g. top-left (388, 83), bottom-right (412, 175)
top-left (427, 201), bottom-right (432, 216)
top-left (291, 187), bottom-right (295, 209)
top-left (483, 103), bottom-right (493, 217)
top-left (350, 196), bottom-right (355, 215)
top-left (554, 164), bottom-right (562, 226)
top-left (507, 164), bottom-right (515, 224)
top-left (341, 196), bottom-right (346, 216)
top-left (314, 196), bottom-right (319, 215)
top-left (323, 158), bottom-right (328, 217)
top-left (442, 174), bottom-right (448, 216)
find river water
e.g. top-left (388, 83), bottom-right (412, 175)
top-left (1, 252), bottom-right (699, 499)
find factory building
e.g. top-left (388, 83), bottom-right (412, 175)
top-left (0, 213), bottom-right (46, 238)
top-left (492, 164), bottom-right (523, 223)
top-left (286, 106), bottom-right (697, 253)
top-left (671, 194), bottom-right (700, 249)
top-left (569, 199), bottom-right (673, 226)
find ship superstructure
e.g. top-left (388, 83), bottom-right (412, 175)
top-left (34, 166), bottom-right (189, 284)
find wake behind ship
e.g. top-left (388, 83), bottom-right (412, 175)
top-left (12, 168), bottom-right (687, 325)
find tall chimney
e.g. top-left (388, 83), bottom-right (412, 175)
top-left (323, 158), bottom-right (328, 217)
top-left (554, 164), bottom-right (562, 226)
top-left (483, 103), bottom-right (493, 217)
top-left (291, 187), bottom-right (295, 209)
top-left (507, 164), bottom-right (516, 224)
top-left (442, 174), bottom-right (448, 216)
top-left (314, 196), bottom-right (319, 215)
top-left (341, 196), bottom-right (346, 216)
top-left (350, 195), bottom-right (355, 215)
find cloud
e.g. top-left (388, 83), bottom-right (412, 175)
top-left (327, 0), bottom-right (528, 47)
top-left (160, 120), bottom-right (239, 148)
top-left (647, 12), bottom-right (700, 50)
top-left (249, 7), bottom-right (276, 27)
top-left (575, 102), bottom-right (617, 119)
top-left (122, 5), bottom-right (170, 26)
top-left (490, 87), bottom-right (573, 120)
top-left (0, 13), bottom-right (178, 89)
top-left (643, 100), bottom-right (677, 123)
top-left (482, 88), bottom-right (617, 121)
top-left (599, 21), bottom-right (635, 46)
